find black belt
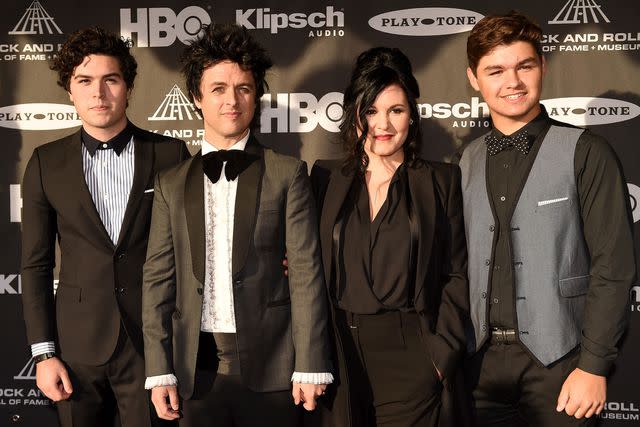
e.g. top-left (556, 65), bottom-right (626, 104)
top-left (490, 327), bottom-right (518, 344)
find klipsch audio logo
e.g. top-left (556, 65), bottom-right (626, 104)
top-left (9, 0), bottom-right (62, 35)
top-left (418, 97), bottom-right (490, 128)
top-left (120, 6), bottom-right (211, 47)
top-left (148, 85), bottom-right (202, 121)
top-left (0, 104), bottom-right (80, 130)
top-left (548, 0), bottom-right (610, 25)
top-left (540, 97), bottom-right (640, 126)
top-left (10, 184), bottom-right (21, 223)
top-left (236, 6), bottom-right (344, 37)
top-left (368, 8), bottom-right (482, 36)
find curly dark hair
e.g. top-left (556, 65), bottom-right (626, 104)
top-left (467, 11), bottom-right (543, 74)
top-left (51, 27), bottom-right (137, 91)
top-left (181, 23), bottom-right (272, 117)
top-left (340, 47), bottom-right (422, 174)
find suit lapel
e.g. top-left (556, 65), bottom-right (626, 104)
top-left (408, 164), bottom-right (436, 303)
top-left (231, 136), bottom-right (264, 277)
top-left (66, 130), bottom-right (114, 248)
top-left (319, 167), bottom-right (354, 288)
top-left (116, 127), bottom-right (154, 248)
top-left (185, 153), bottom-right (206, 284)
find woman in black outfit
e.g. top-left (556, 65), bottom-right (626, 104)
top-left (309, 47), bottom-right (469, 427)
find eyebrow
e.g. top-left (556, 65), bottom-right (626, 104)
top-left (208, 81), bottom-right (255, 87)
top-left (482, 57), bottom-right (538, 72)
top-left (73, 72), bottom-right (122, 80)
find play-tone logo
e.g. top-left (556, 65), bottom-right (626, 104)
top-left (0, 104), bottom-right (80, 130)
top-left (540, 97), bottom-right (640, 126)
top-left (120, 6), bottom-right (210, 47)
top-left (148, 85), bottom-right (202, 121)
top-left (629, 183), bottom-right (639, 223)
top-left (368, 8), bottom-right (482, 36)
top-left (9, 0), bottom-right (62, 35)
top-left (549, 0), bottom-right (610, 25)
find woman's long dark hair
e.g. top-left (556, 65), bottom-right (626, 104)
top-left (340, 47), bottom-right (422, 174)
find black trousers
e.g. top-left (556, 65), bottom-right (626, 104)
top-left (180, 332), bottom-right (301, 427)
top-left (339, 310), bottom-right (442, 427)
top-left (465, 342), bottom-right (596, 427)
top-left (56, 328), bottom-right (156, 427)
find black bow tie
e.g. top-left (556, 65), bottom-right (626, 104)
top-left (202, 149), bottom-right (257, 183)
top-left (485, 130), bottom-right (532, 156)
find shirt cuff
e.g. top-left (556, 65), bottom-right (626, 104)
top-left (31, 341), bottom-right (55, 357)
top-left (577, 349), bottom-right (612, 377)
top-left (145, 374), bottom-right (178, 389)
top-left (290, 372), bottom-right (334, 384)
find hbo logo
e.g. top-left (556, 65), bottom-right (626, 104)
top-left (120, 6), bottom-right (211, 47)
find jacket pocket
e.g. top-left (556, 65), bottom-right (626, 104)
top-left (559, 275), bottom-right (590, 297)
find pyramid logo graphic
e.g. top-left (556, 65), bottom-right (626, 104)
top-left (9, 0), bottom-right (62, 35)
top-left (148, 85), bottom-right (202, 121)
top-left (548, 0), bottom-right (610, 24)
top-left (14, 358), bottom-right (36, 381)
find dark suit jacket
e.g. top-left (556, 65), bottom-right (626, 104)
top-left (21, 125), bottom-right (190, 365)
top-left (309, 159), bottom-right (470, 427)
top-left (142, 136), bottom-right (332, 398)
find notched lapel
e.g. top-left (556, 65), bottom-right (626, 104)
top-left (319, 167), bottom-right (354, 287)
top-left (185, 153), bottom-right (205, 284)
top-left (67, 131), bottom-right (114, 248)
top-left (116, 135), bottom-right (153, 248)
top-left (408, 165), bottom-right (436, 303)
top-left (232, 139), bottom-right (263, 277)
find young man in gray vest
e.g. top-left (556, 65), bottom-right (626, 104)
top-left (459, 11), bottom-right (636, 426)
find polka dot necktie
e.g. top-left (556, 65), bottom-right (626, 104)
top-left (485, 130), bottom-right (532, 156)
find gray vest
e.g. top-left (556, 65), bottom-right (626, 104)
top-left (460, 125), bottom-right (590, 366)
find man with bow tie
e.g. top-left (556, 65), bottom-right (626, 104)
top-left (141, 23), bottom-right (332, 426)
top-left (459, 12), bottom-right (636, 427)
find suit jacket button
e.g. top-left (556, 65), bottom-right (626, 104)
top-left (197, 287), bottom-right (203, 295)
top-left (116, 253), bottom-right (125, 260)
top-left (234, 279), bottom-right (242, 286)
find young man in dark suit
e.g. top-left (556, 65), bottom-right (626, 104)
top-left (460, 12), bottom-right (636, 426)
top-left (21, 27), bottom-right (190, 427)
top-left (142, 23), bottom-right (332, 426)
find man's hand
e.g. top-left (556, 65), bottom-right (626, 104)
top-left (282, 256), bottom-right (288, 277)
top-left (556, 368), bottom-right (606, 419)
top-left (35, 357), bottom-right (73, 401)
top-left (292, 382), bottom-right (326, 411)
top-left (151, 385), bottom-right (181, 420)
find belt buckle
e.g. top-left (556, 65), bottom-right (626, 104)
top-left (492, 327), bottom-right (513, 344)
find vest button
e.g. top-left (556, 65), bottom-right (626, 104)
top-left (481, 292), bottom-right (487, 298)
top-left (500, 196), bottom-right (506, 202)
top-left (489, 225), bottom-right (495, 232)
top-left (484, 259), bottom-right (490, 266)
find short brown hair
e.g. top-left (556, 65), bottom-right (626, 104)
top-left (467, 11), bottom-right (543, 74)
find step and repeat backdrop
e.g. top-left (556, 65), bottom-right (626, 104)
top-left (0, 0), bottom-right (638, 425)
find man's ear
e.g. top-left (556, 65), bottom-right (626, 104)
top-left (192, 93), bottom-right (202, 109)
top-left (466, 67), bottom-right (480, 91)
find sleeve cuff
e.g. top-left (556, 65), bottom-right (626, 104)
top-left (145, 374), bottom-right (178, 389)
top-left (31, 341), bottom-right (55, 357)
top-left (577, 350), bottom-right (611, 377)
top-left (290, 372), bottom-right (334, 384)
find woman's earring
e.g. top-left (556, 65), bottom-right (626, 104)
top-left (410, 119), bottom-right (414, 125)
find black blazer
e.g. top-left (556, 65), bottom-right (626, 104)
top-left (21, 125), bottom-right (190, 365)
top-left (310, 159), bottom-right (470, 427)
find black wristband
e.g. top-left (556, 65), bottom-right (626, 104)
top-left (33, 352), bottom-right (56, 364)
